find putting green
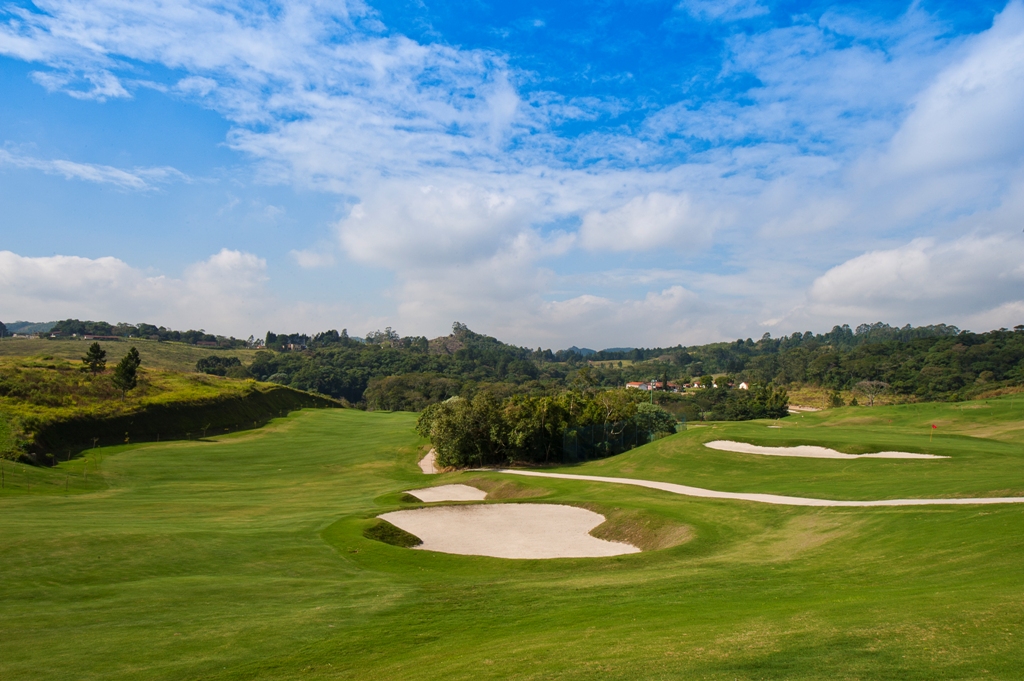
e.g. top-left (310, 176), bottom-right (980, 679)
top-left (1, 400), bottom-right (1023, 679)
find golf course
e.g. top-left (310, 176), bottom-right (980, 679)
top-left (2, 396), bottom-right (1024, 679)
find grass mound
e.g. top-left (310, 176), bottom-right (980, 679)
top-left (462, 476), bottom-right (549, 500)
top-left (363, 519), bottom-right (423, 547)
top-left (0, 354), bottom-right (340, 462)
top-left (584, 504), bottom-right (693, 551)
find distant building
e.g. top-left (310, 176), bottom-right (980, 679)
top-left (738, 382), bottom-right (749, 390)
top-left (626, 381), bottom-right (650, 390)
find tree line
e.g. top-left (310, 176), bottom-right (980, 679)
top-left (42, 319), bottom-right (253, 348)
top-left (416, 388), bottom-right (679, 468)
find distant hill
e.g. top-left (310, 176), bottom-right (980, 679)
top-left (4, 321), bottom-right (56, 334)
top-left (564, 346), bottom-right (596, 356)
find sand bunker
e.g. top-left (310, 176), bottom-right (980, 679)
top-left (406, 484), bottom-right (487, 502)
top-left (418, 449), bottom-right (438, 474)
top-left (379, 504), bottom-right (640, 559)
top-left (496, 470), bottom-right (1024, 507)
top-left (704, 440), bottom-right (947, 459)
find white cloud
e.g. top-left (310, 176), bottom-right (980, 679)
top-left (0, 249), bottom-right (346, 335)
top-left (803, 234), bottom-right (1024, 327)
top-left (0, 148), bottom-right (187, 190)
top-left (579, 192), bottom-right (723, 252)
top-left (289, 249), bottom-right (336, 269)
top-left (677, 0), bottom-right (768, 23)
top-left (338, 182), bottom-right (539, 266)
top-left (883, 2), bottom-right (1024, 177)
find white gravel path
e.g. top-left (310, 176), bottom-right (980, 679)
top-left (380, 504), bottom-right (640, 558)
top-left (705, 440), bottom-right (947, 459)
top-left (406, 484), bottom-right (487, 502)
top-left (418, 449), bottom-right (438, 474)
top-left (494, 470), bottom-right (1024, 507)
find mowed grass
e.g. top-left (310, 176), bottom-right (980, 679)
top-left (567, 394), bottom-right (1024, 500)
top-left (1, 405), bottom-right (1023, 679)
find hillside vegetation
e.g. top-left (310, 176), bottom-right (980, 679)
top-left (249, 322), bottom-right (1024, 408)
top-left (0, 351), bottom-right (338, 462)
top-left (0, 337), bottom-right (261, 372)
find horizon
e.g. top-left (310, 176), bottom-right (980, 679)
top-left (2, 0), bottom-right (1024, 347)
top-left (2, 316), bottom-right (982, 353)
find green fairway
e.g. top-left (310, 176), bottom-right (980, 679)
top-left (3, 403), bottom-right (1024, 679)
top-left (564, 395), bottom-right (1024, 500)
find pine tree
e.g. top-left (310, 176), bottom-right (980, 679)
top-left (112, 347), bottom-right (142, 398)
top-left (81, 342), bottom-right (107, 374)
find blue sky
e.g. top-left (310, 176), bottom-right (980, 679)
top-left (1, 0), bottom-right (1023, 348)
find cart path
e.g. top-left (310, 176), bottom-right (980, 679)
top-left (493, 469), bottom-right (1024, 507)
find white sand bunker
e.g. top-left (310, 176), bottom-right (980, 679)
top-left (705, 440), bottom-right (947, 459)
top-left (406, 484), bottom-right (487, 502)
top-left (418, 449), bottom-right (438, 474)
top-left (379, 504), bottom-right (640, 559)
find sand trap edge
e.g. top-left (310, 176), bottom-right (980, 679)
top-left (704, 440), bottom-right (948, 459)
top-left (379, 503), bottom-right (641, 559)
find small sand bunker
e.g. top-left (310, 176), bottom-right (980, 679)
top-left (418, 449), bottom-right (438, 474)
top-left (705, 440), bottom-right (947, 459)
top-left (379, 504), bottom-right (640, 559)
top-left (406, 484), bottom-right (488, 502)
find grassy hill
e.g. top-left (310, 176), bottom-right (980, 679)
top-left (1, 400), bottom-right (1023, 678)
top-left (0, 347), bottom-right (337, 461)
top-left (0, 337), bottom-right (261, 372)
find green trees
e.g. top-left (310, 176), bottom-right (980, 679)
top-left (416, 389), bottom-right (675, 468)
top-left (81, 342), bottom-right (107, 374)
top-left (112, 347), bottom-right (142, 399)
top-left (634, 403), bottom-right (677, 434)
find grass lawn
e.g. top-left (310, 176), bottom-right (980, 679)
top-left (2, 403), bottom-right (1023, 679)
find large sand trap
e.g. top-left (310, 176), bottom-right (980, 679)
top-left (379, 504), bottom-right (640, 559)
top-left (705, 440), bottom-right (947, 459)
top-left (418, 449), bottom-right (438, 474)
top-left (495, 470), bottom-right (1024, 507)
top-left (406, 484), bottom-right (487, 502)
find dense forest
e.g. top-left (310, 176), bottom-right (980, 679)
top-left (240, 322), bottom-right (1024, 407)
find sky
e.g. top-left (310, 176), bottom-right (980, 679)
top-left (1, 0), bottom-right (1023, 349)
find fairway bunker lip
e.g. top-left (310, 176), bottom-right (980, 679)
top-left (379, 503), bottom-right (640, 559)
top-left (405, 484), bottom-right (487, 502)
top-left (704, 440), bottom-right (948, 459)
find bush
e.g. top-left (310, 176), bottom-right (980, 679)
top-left (196, 356), bottom-right (242, 376)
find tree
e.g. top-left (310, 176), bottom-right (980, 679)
top-left (81, 342), bottom-right (107, 374)
top-left (853, 380), bottom-right (889, 407)
top-left (633, 403), bottom-right (676, 435)
top-left (112, 347), bottom-right (142, 398)
top-left (0, 320), bottom-right (6, 338)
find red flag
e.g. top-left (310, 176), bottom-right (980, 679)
top-left (931, 424), bottom-right (937, 429)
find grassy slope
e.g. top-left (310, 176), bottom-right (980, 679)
top-left (565, 395), bottom-right (1024, 500)
top-left (0, 353), bottom-right (334, 458)
top-left (0, 405), bottom-right (1022, 679)
top-left (0, 337), bottom-right (260, 372)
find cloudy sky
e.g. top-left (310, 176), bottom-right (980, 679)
top-left (1, 0), bottom-right (1023, 348)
